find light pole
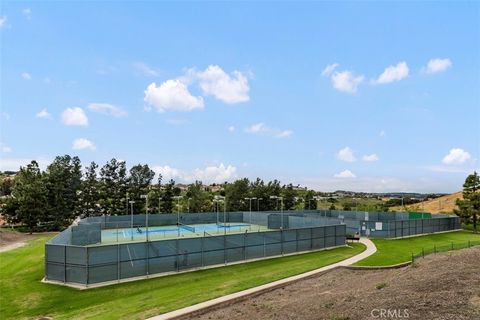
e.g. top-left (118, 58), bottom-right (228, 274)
top-left (214, 195), bottom-right (226, 232)
top-left (129, 200), bottom-right (135, 241)
top-left (141, 194), bottom-right (148, 241)
top-left (213, 199), bottom-right (219, 224)
top-left (173, 195), bottom-right (183, 236)
top-left (245, 197), bottom-right (257, 225)
top-left (126, 192), bottom-right (129, 215)
top-left (270, 196), bottom-right (284, 229)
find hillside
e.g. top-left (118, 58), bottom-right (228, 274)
top-left (392, 192), bottom-right (463, 214)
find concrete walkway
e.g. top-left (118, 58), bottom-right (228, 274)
top-left (149, 238), bottom-right (377, 320)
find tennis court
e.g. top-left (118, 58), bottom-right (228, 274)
top-left (101, 222), bottom-right (270, 244)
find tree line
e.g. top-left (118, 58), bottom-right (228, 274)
top-left (0, 155), bottom-right (318, 232)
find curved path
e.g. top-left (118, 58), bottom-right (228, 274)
top-left (149, 238), bottom-right (377, 320)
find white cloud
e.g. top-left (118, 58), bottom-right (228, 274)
top-left (275, 130), bottom-right (293, 138)
top-left (334, 170), bottom-right (356, 178)
top-left (245, 123), bottom-right (292, 138)
top-left (321, 63), bottom-right (338, 77)
top-left (61, 107), bottom-right (88, 126)
top-left (379, 130), bottom-right (386, 137)
top-left (153, 163), bottom-right (237, 184)
top-left (362, 154), bottom-right (379, 162)
top-left (442, 148), bottom-right (471, 165)
top-left (144, 80), bottom-right (204, 112)
top-left (72, 138), bottom-right (96, 151)
top-left (133, 62), bottom-right (159, 77)
top-left (0, 16), bottom-right (7, 29)
top-left (331, 70), bottom-right (364, 93)
top-left (88, 103), bottom-right (127, 117)
top-left (21, 72), bottom-right (32, 80)
top-left (0, 142), bottom-right (12, 153)
top-left (423, 58), bottom-right (452, 74)
top-left (36, 108), bottom-right (52, 119)
top-left (22, 8), bottom-right (32, 19)
top-left (245, 122), bottom-right (268, 134)
top-left (228, 126), bottom-right (235, 132)
top-left (336, 147), bottom-right (356, 162)
top-left (193, 65), bottom-right (250, 104)
top-left (375, 61), bottom-right (409, 84)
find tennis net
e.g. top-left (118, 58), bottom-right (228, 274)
top-left (178, 223), bottom-right (196, 233)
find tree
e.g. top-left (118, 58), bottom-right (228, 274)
top-left (128, 164), bottom-right (155, 214)
top-left (185, 181), bottom-right (207, 212)
top-left (264, 179), bottom-right (282, 210)
top-left (161, 179), bottom-right (176, 213)
top-left (99, 159), bottom-right (128, 215)
top-left (76, 162), bottom-right (100, 217)
top-left (10, 161), bottom-right (48, 233)
top-left (225, 178), bottom-right (250, 211)
top-left (455, 171), bottom-right (480, 233)
top-left (250, 178), bottom-right (267, 211)
top-left (0, 175), bottom-right (14, 196)
top-left (147, 174), bottom-right (163, 213)
top-left (282, 184), bottom-right (296, 210)
top-left (44, 155), bottom-right (82, 228)
top-left (304, 190), bottom-right (317, 210)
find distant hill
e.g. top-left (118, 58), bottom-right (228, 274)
top-left (392, 192), bottom-right (463, 214)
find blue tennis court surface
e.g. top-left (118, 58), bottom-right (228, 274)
top-left (101, 222), bottom-right (270, 244)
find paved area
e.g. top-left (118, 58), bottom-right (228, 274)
top-left (149, 238), bottom-right (376, 320)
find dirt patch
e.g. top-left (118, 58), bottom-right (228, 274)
top-left (0, 228), bottom-right (35, 251)
top-left (189, 247), bottom-right (480, 320)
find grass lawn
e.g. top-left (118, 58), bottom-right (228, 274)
top-left (0, 235), bottom-right (365, 320)
top-left (355, 230), bottom-right (480, 267)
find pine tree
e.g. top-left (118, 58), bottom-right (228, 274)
top-left (161, 179), bottom-right (176, 213)
top-left (99, 159), bottom-right (128, 215)
top-left (44, 155), bottom-right (82, 228)
top-left (455, 171), bottom-right (480, 232)
top-left (128, 164), bottom-right (155, 214)
top-left (11, 161), bottom-right (48, 233)
top-left (282, 184), bottom-right (296, 210)
top-left (76, 162), bottom-right (100, 217)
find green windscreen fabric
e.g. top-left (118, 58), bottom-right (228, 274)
top-left (409, 212), bottom-right (432, 220)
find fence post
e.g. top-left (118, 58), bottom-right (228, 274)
top-left (244, 232), bottom-right (247, 261)
top-left (281, 229), bottom-right (284, 256)
top-left (86, 247), bottom-right (89, 287)
top-left (176, 238), bottom-right (180, 272)
top-left (263, 233), bottom-right (266, 257)
top-left (146, 242), bottom-right (149, 278)
top-left (117, 243), bottom-right (120, 282)
top-left (201, 236), bottom-right (204, 267)
top-left (296, 229), bottom-right (299, 252)
top-left (64, 245), bottom-right (67, 284)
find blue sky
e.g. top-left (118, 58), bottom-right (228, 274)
top-left (1, 2), bottom-right (479, 192)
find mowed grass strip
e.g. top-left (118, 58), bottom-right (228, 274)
top-left (0, 235), bottom-right (365, 320)
top-left (355, 230), bottom-right (480, 267)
